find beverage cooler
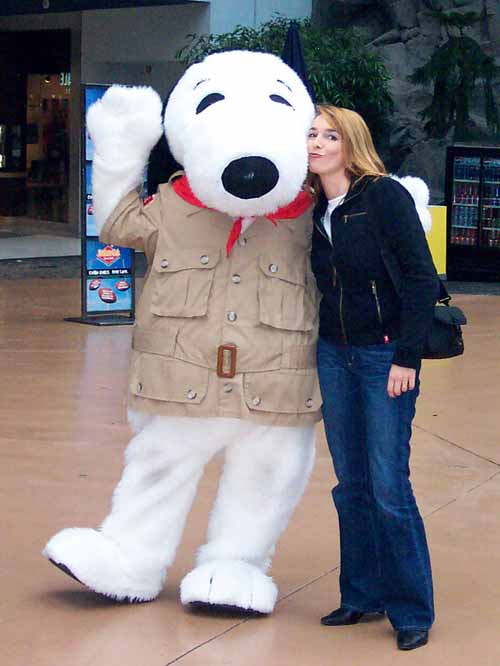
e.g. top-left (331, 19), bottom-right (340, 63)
top-left (445, 145), bottom-right (500, 280)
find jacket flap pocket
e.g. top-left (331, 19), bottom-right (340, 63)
top-left (131, 354), bottom-right (208, 404)
top-left (257, 254), bottom-right (316, 332)
top-left (151, 249), bottom-right (219, 318)
top-left (258, 254), bottom-right (306, 286)
top-left (153, 248), bottom-right (221, 273)
top-left (132, 326), bottom-right (178, 356)
top-left (243, 370), bottom-right (321, 415)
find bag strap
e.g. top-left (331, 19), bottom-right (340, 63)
top-left (367, 196), bottom-right (448, 307)
top-left (437, 279), bottom-right (451, 305)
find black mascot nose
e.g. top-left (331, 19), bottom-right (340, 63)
top-left (221, 156), bottom-right (279, 199)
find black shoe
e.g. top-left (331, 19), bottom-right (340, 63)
top-left (320, 607), bottom-right (365, 626)
top-left (397, 629), bottom-right (429, 651)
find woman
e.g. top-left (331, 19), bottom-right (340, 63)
top-left (308, 105), bottom-right (438, 651)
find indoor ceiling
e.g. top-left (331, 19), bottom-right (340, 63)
top-left (0, 1), bottom-right (207, 16)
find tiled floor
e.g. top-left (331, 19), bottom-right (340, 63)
top-left (1, 281), bottom-right (499, 665)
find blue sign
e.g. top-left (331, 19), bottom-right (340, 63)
top-left (78, 84), bottom-right (135, 320)
top-left (86, 276), bottom-right (133, 313)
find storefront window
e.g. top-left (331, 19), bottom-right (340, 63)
top-left (26, 73), bottom-right (70, 222)
top-left (0, 29), bottom-right (71, 231)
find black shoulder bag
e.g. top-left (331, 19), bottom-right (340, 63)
top-left (422, 280), bottom-right (466, 359)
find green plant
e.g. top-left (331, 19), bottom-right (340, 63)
top-left (409, 10), bottom-right (500, 141)
top-left (175, 16), bottom-right (394, 146)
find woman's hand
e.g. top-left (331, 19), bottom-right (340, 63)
top-left (387, 364), bottom-right (416, 398)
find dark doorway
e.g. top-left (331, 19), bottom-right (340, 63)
top-left (0, 29), bottom-right (71, 226)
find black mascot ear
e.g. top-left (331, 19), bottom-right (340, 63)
top-left (281, 22), bottom-right (315, 103)
top-left (146, 89), bottom-right (182, 196)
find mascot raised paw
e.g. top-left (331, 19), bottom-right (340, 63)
top-left (43, 51), bottom-right (320, 614)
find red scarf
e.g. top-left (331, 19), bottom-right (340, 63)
top-left (172, 175), bottom-right (312, 256)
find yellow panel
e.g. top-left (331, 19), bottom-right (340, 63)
top-left (427, 206), bottom-right (447, 277)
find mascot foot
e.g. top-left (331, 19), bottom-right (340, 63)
top-left (180, 560), bottom-right (278, 615)
top-left (43, 528), bottom-right (163, 603)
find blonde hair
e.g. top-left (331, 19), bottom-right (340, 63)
top-left (308, 104), bottom-right (387, 197)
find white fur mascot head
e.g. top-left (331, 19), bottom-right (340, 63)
top-left (164, 51), bottom-right (315, 217)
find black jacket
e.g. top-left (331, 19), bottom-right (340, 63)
top-left (311, 175), bottom-right (439, 369)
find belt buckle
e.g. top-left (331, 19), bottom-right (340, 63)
top-left (217, 344), bottom-right (237, 378)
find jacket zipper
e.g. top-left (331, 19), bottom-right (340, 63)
top-left (317, 211), bottom-right (346, 341)
top-left (339, 279), bottom-right (347, 343)
top-left (314, 214), bottom-right (332, 244)
top-left (343, 211), bottom-right (367, 224)
top-left (371, 279), bottom-right (383, 325)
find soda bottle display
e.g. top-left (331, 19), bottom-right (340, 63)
top-left (447, 148), bottom-right (500, 278)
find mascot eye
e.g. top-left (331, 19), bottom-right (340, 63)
top-left (270, 94), bottom-right (293, 108)
top-left (196, 93), bottom-right (225, 114)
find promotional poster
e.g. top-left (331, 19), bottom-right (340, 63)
top-left (81, 84), bottom-right (135, 319)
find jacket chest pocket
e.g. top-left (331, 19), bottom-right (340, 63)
top-left (336, 211), bottom-right (378, 268)
top-left (151, 248), bottom-right (220, 318)
top-left (341, 210), bottom-right (367, 224)
top-left (257, 254), bottom-right (317, 332)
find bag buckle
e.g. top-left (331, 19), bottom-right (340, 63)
top-left (217, 344), bottom-right (237, 378)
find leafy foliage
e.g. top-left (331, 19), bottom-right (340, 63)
top-left (175, 16), bottom-right (394, 145)
top-left (427, 9), bottom-right (480, 35)
top-left (409, 10), bottom-right (500, 140)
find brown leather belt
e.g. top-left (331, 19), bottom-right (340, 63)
top-left (217, 344), bottom-right (237, 378)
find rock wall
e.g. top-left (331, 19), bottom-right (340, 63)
top-left (312, 0), bottom-right (500, 202)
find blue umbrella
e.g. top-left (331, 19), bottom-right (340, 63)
top-left (281, 21), bottom-right (315, 102)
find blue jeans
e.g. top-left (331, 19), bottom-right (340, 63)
top-left (317, 337), bottom-right (434, 631)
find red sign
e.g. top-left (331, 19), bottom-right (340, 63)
top-left (89, 278), bottom-right (101, 290)
top-left (98, 287), bottom-right (117, 304)
top-left (96, 245), bottom-right (121, 266)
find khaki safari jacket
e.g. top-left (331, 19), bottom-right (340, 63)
top-left (100, 182), bottom-right (322, 427)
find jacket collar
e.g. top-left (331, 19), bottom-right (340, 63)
top-left (314, 175), bottom-right (375, 218)
top-left (313, 175), bottom-right (376, 242)
top-left (340, 174), bottom-right (373, 207)
top-left (172, 175), bottom-right (313, 256)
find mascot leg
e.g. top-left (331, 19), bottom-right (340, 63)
top-left (180, 423), bottom-right (316, 614)
top-left (43, 416), bottom-right (227, 602)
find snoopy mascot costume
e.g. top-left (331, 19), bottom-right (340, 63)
top-left (44, 51), bottom-right (321, 614)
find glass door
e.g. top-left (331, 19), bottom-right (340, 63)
top-left (480, 158), bottom-right (500, 249)
top-left (450, 155), bottom-right (480, 246)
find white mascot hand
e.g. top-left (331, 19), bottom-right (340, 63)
top-left (87, 85), bottom-right (163, 165)
top-left (88, 85), bottom-right (163, 232)
top-left (391, 175), bottom-right (433, 233)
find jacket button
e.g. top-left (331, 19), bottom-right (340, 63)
top-left (160, 259), bottom-right (169, 268)
top-left (227, 311), bottom-right (237, 322)
top-left (306, 398), bottom-right (314, 408)
top-left (231, 274), bottom-right (241, 284)
top-left (238, 237), bottom-right (247, 247)
top-left (223, 383), bottom-right (233, 393)
top-left (186, 389), bottom-right (197, 400)
top-left (269, 263), bottom-right (279, 273)
top-left (252, 396), bottom-right (261, 406)
top-left (200, 255), bottom-right (209, 265)
top-left (136, 382), bottom-right (143, 393)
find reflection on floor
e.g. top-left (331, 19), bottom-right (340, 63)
top-left (1, 281), bottom-right (499, 665)
top-left (0, 234), bottom-right (81, 260)
top-left (0, 217), bottom-right (79, 260)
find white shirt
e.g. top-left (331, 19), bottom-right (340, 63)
top-left (322, 192), bottom-right (348, 242)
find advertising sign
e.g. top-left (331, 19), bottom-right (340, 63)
top-left (67, 84), bottom-right (135, 325)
